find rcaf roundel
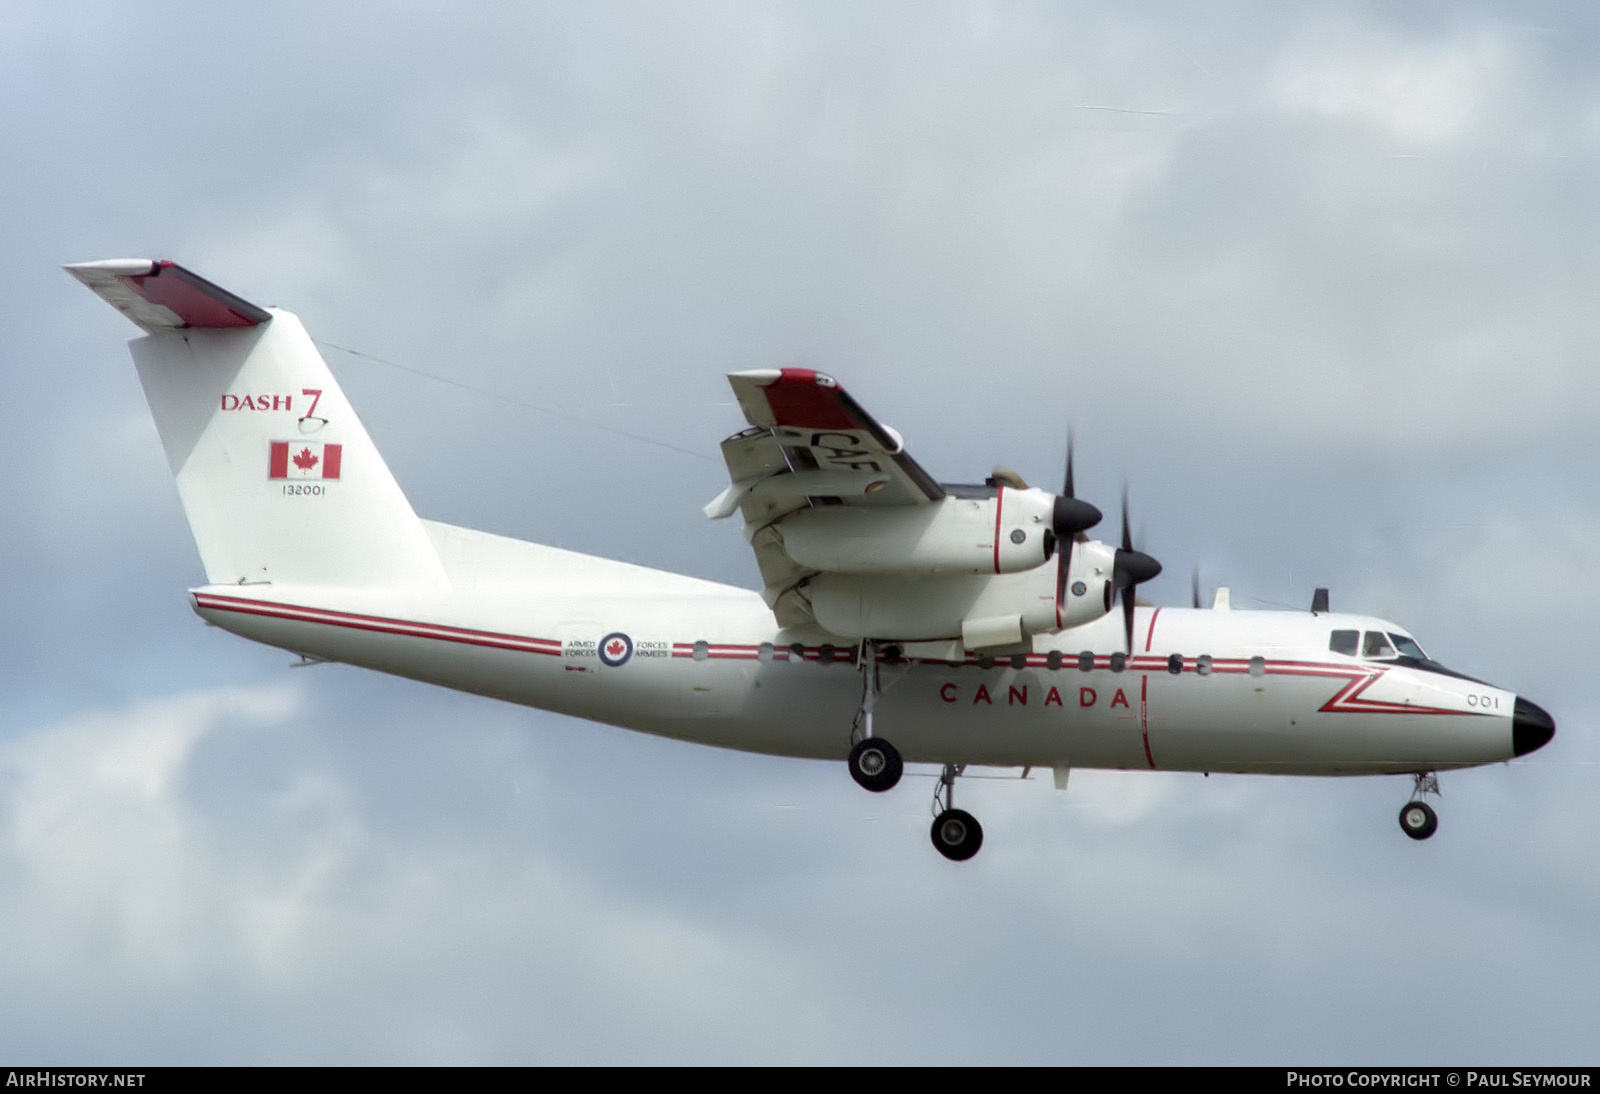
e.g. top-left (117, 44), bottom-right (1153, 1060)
top-left (269, 441), bottom-right (342, 480)
top-left (598, 632), bottom-right (633, 667)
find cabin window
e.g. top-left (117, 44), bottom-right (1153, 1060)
top-left (818, 643), bottom-right (837, 664)
top-left (1078, 651), bottom-right (1094, 672)
top-left (978, 654), bottom-right (995, 670)
top-left (1329, 629), bottom-right (1359, 656)
top-left (692, 640), bottom-right (709, 662)
top-left (1362, 631), bottom-right (1396, 659)
top-left (789, 643), bottom-right (806, 661)
top-left (1110, 652), bottom-right (1126, 673)
top-left (1046, 650), bottom-right (1062, 671)
top-left (1197, 654), bottom-right (1213, 676)
top-left (1167, 654), bottom-right (1183, 675)
top-left (758, 642), bottom-right (774, 662)
top-left (1248, 655), bottom-right (1266, 677)
top-left (1010, 653), bottom-right (1027, 670)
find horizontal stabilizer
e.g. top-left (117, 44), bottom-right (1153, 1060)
top-left (64, 259), bottom-right (272, 334)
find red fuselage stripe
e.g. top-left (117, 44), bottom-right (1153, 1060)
top-left (192, 594), bottom-right (562, 655)
top-left (191, 595), bottom-right (1489, 717)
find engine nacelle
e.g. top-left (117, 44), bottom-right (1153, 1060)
top-left (802, 535), bottom-right (1119, 647)
top-left (779, 486), bottom-right (1057, 576)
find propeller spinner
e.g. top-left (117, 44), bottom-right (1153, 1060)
top-left (1110, 488), bottom-right (1162, 651)
top-left (1050, 438), bottom-right (1103, 614)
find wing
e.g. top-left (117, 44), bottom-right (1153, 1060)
top-left (704, 369), bottom-right (944, 523)
top-left (705, 369), bottom-right (948, 629)
top-left (704, 368), bottom-right (1114, 644)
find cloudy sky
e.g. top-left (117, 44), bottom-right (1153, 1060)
top-left (3, 0), bottom-right (1596, 1064)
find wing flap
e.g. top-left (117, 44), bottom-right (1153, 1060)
top-left (704, 428), bottom-right (790, 519)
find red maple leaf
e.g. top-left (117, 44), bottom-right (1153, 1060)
top-left (292, 447), bottom-right (319, 472)
top-left (606, 639), bottom-right (626, 657)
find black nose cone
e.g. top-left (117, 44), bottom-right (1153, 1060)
top-left (1512, 697), bottom-right (1556, 757)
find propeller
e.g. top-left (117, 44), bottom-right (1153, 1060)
top-left (1051, 437), bottom-right (1103, 616)
top-left (1111, 487), bottom-right (1162, 652)
top-left (1192, 567), bottom-right (1204, 610)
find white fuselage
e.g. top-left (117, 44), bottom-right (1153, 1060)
top-left (191, 520), bottom-right (1520, 776)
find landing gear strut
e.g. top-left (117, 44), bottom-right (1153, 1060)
top-left (930, 763), bottom-right (983, 861)
top-left (848, 640), bottom-right (902, 792)
top-left (1399, 772), bottom-right (1440, 841)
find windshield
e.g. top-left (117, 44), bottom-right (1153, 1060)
top-left (1388, 633), bottom-right (1427, 660)
top-left (1362, 631), bottom-right (1395, 658)
top-left (1343, 627), bottom-right (1479, 682)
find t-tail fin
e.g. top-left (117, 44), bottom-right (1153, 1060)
top-left (66, 260), bottom-right (447, 590)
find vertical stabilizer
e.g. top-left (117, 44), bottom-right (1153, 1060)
top-left (68, 260), bottom-right (447, 590)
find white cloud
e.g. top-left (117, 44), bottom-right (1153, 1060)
top-left (1273, 23), bottom-right (1510, 146)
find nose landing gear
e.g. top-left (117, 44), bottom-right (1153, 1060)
top-left (1399, 772), bottom-right (1440, 840)
top-left (930, 763), bottom-right (983, 861)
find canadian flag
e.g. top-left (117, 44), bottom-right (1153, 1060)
top-left (269, 441), bottom-right (343, 480)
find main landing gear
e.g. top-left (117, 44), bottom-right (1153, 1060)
top-left (848, 737), bottom-right (902, 792)
top-left (848, 640), bottom-right (903, 793)
top-left (1399, 772), bottom-right (1440, 841)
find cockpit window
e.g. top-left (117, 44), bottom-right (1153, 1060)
top-left (1388, 633), bottom-right (1427, 660)
top-left (1329, 629), bottom-right (1359, 656)
top-left (1362, 631), bottom-right (1396, 659)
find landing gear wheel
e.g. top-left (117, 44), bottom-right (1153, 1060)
top-left (848, 737), bottom-right (903, 793)
top-left (931, 809), bottom-right (984, 861)
top-left (1399, 800), bottom-right (1438, 841)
